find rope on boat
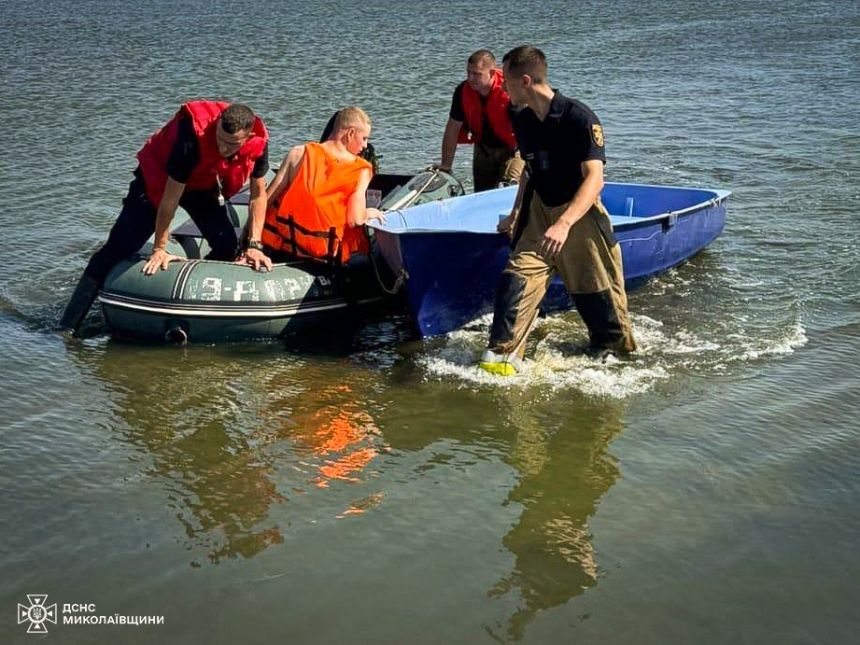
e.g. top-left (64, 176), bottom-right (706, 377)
top-left (370, 250), bottom-right (408, 295)
top-left (363, 170), bottom-right (447, 296)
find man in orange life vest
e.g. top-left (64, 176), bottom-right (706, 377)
top-left (59, 101), bottom-right (270, 335)
top-left (433, 49), bottom-right (523, 192)
top-left (242, 107), bottom-right (383, 268)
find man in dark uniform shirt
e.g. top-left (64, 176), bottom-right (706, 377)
top-left (479, 46), bottom-right (636, 375)
top-left (433, 50), bottom-right (523, 191)
top-left (59, 102), bottom-right (270, 335)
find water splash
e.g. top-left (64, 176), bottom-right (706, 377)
top-left (415, 309), bottom-right (808, 399)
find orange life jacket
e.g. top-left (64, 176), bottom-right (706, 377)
top-left (341, 220), bottom-right (371, 257)
top-left (137, 101), bottom-right (268, 207)
top-left (262, 142), bottom-right (372, 263)
top-left (456, 68), bottom-right (517, 149)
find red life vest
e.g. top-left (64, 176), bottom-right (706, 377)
top-left (456, 68), bottom-right (517, 149)
top-left (262, 143), bottom-right (372, 263)
top-left (136, 101), bottom-right (268, 207)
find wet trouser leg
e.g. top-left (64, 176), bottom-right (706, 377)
top-left (571, 291), bottom-right (634, 351)
top-left (487, 251), bottom-right (556, 357)
top-left (59, 175), bottom-right (157, 333)
top-left (82, 174), bottom-right (158, 284)
top-left (57, 274), bottom-right (101, 333)
top-left (472, 143), bottom-right (515, 192)
top-left (554, 199), bottom-right (636, 353)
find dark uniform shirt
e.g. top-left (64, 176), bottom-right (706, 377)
top-left (513, 90), bottom-right (605, 207)
top-left (449, 81), bottom-right (510, 150)
top-left (166, 116), bottom-right (269, 186)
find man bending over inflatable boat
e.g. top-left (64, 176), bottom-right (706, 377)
top-left (59, 101), bottom-right (270, 335)
top-left (241, 107), bottom-right (384, 269)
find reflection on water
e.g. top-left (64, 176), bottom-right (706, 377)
top-left (165, 424), bottom-right (287, 567)
top-left (380, 383), bottom-right (624, 642)
top-left (488, 396), bottom-right (622, 642)
top-left (79, 345), bottom-right (286, 566)
top-left (72, 338), bottom-right (626, 643)
top-left (268, 383), bottom-right (388, 495)
top-left (74, 340), bottom-right (392, 566)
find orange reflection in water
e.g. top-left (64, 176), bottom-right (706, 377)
top-left (290, 386), bottom-right (388, 494)
top-left (313, 410), bottom-right (379, 487)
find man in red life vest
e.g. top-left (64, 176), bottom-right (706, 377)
top-left (59, 101), bottom-right (269, 335)
top-left (433, 49), bottom-right (524, 191)
top-left (242, 107), bottom-right (383, 268)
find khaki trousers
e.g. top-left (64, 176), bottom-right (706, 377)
top-left (488, 193), bottom-right (636, 356)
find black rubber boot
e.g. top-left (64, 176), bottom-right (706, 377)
top-left (58, 274), bottom-right (100, 335)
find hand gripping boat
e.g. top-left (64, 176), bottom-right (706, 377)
top-left (370, 181), bottom-right (732, 337)
top-left (98, 171), bottom-right (465, 343)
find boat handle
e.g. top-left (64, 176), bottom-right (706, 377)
top-left (662, 212), bottom-right (678, 231)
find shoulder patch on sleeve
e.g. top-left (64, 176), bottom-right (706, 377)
top-left (591, 124), bottom-right (604, 147)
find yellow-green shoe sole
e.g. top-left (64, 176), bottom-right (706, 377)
top-left (478, 361), bottom-right (519, 376)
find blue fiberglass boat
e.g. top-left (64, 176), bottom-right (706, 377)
top-left (370, 180), bottom-right (732, 338)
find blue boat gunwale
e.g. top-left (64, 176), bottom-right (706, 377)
top-left (608, 184), bottom-right (731, 225)
top-left (370, 182), bottom-right (732, 235)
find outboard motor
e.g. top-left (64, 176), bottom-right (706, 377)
top-left (379, 170), bottom-right (465, 211)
